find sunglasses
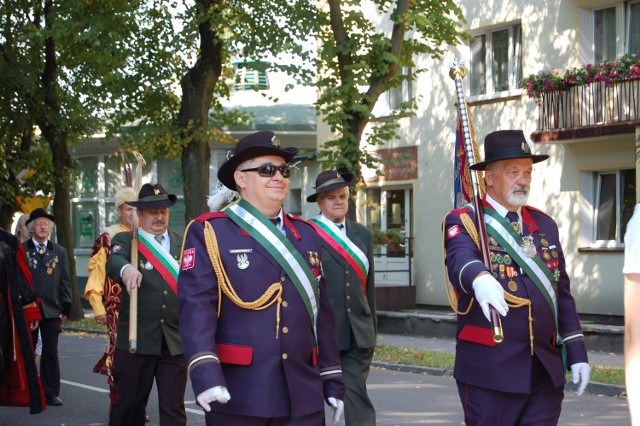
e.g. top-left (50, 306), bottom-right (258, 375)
top-left (240, 164), bottom-right (291, 178)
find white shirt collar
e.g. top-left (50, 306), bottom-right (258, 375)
top-left (486, 194), bottom-right (522, 220)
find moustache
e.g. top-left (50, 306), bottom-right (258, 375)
top-left (152, 220), bottom-right (166, 225)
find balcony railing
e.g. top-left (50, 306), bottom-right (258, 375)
top-left (536, 80), bottom-right (640, 130)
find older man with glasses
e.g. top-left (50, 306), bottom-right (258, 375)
top-left (178, 130), bottom-right (345, 425)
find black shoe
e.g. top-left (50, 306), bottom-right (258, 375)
top-left (46, 396), bottom-right (63, 406)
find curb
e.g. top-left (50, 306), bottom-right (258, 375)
top-left (372, 361), bottom-right (626, 398)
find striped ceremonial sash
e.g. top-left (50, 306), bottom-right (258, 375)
top-left (226, 199), bottom-right (319, 341)
top-left (137, 233), bottom-right (179, 295)
top-left (483, 207), bottom-right (558, 322)
top-left (308, 215), bottom-right (369, 294)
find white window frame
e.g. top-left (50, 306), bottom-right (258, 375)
top-left (467, 21), bottom-right (522, 102)
top-left (578, 1), bottom-right (640, 64)
top-left (386, 66), bottom-right (413, 111)
top-left (579, 167), bottom-right (636, 249)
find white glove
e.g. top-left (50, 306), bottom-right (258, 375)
top-left (570, 362), bottom-right (591, 395)
top-left (472, 273), bottom-right (508, 322)
top-left (327, 397), bottom-right (344, 425)
top-left (196, 385), bottom-right (231, 412)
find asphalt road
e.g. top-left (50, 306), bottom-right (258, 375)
top-left (0, 332), bottom-right (631, 425)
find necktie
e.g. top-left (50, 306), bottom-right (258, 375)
top-left (269, 217), bottom-right (281, 227)
top-left (154, 234), bottom-right (164, 244)
top-left (506, 211), bottom-right (521, 235)
top-left (337, 224), bottom-right (344, 230)
top-left (38, 244), bottom-right (45, 255)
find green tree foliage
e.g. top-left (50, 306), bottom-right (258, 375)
top-left (0, 0), bottom-right (167, 319)
top-left (314, 0), bottom-right (467, 178)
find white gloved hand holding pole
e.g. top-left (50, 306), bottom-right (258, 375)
top-left (570, 362), bottom-right (591, 395)
top-left (327, 397), bottom-right (344, 425)
top-left (472, 273), bottom-right (509, 321)
top-left (196, 386), bottom-right (231, 412)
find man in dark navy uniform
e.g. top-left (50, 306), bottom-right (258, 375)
top-left (443, 130), bottom-right (591, 425)
top-left (178, 131), bottom-right (345, 425)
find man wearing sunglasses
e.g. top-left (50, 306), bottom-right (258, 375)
top-left (178, 131), bottom-right (345, 425)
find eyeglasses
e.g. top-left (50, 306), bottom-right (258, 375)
top-left (240, 164), bottom-right (291, 178)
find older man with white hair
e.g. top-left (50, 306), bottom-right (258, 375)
top-left (23, 207), bottom-right (72, 407)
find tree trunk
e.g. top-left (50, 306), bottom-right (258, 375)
top-left (178, 0), bottom-right (223, 221)
top-left (38, 6), bottom-right (83, 319)
top-left (181, 135), bottom-right (211, 219)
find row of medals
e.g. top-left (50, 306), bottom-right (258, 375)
top-left (489, 232), bottom-right (560, 292)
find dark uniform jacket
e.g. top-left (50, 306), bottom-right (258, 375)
top-left (444, 201), bottom-right (588, 394)
top-left (23, 239), bottom-right (71, 319)
top-left (320, 218), bottom-right (377, 351)
top-left (106, 230), bottom-right (183, 356)
top-left (178, 211), bottom-right (345, 419)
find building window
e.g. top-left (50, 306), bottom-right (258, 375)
top-left (580, 168), bottom-right (636, 248)
top-left (386, 67), bottom-right (413, 110)
top-left (233, 61), bottom-right (270, 91)
top-left (72, 157), bottom-right (100, 249)
top-left (627, 1), bottom-right (640, 54)
top-left (469, 22), bottom-right (522, 98)
top-left (581, 1), bottom-right (640, 63)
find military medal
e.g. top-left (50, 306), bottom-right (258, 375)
top-left (506, 267), bottom-right (518, 292)
top-left (540, 234), bottom-right (549, 248)
top-left (553, 269), bottom-right (561, 282)
top-left (237, 253), bottom-right (249, 269)
top-left (47, 267), bottom-right (53, 275)
top-left (543, 249), bottom-right (551, 260)
top-left (522, 235), bottom-right (536, 258)
top-left (145, 261), bottom-right (153, 270)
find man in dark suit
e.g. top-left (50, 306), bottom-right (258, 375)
top-left (443, 130), bottom-right (591, 425)
top-left (106, 183), bottom-right (186, 426)
top-left (23, 208), bottom-right (72, 407)
top-left (307, 170), bottom-right (377, 425)
top-left (178, 131), bottom-right (345, 425)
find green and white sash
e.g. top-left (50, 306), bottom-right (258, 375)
top-left (309, 215), bottom-right (369, 294)
top-left (473, 206), bottom-right (558, 327)
top-left (225, 199), bottom-right (320, 340)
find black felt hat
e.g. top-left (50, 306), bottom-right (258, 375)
top-left (306, 170), bottom-right (355, 202)
top-left (470, 130), bottom-right (549, 171)
top-left (26, 208), bottom-right (55, 225)
top-left (126, 183), bottom-right (177, 209)
top-left (217, 131), bottom-right (298, 191)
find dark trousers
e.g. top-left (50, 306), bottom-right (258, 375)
top-left (109, 342), bottom-right (187, 426)
top-left (340, 346), bottom-right (376, 426)
top-left (33, 317), bottom-right (61, 399)
top-left (456, 356), bottom-right (564, 426)
top-left (209, 410), bottom-right (324, 426)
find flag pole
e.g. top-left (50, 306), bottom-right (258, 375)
top-left (449, 61), bottom-right (504, 343)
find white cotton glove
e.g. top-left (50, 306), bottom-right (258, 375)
top-left (196, 386), bottom-right (231, 412)
top-left (327, 397), bottom-right (344, 425)
top-left (472, 273), bottom-right (509, 322)
top-left (570, 362), bottom-right (591, 395)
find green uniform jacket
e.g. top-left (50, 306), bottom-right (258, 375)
top-left (106, 230), bottom-right (183, 356)
top-left (321, 219), bottom-right (377, 350)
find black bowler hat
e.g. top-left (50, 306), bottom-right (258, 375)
top-left (470, 130), bottom-right (549, 171)
top-left (126, 183), bottom-right (177, 209)
top-left (217, 131), bottom-right (298, 191)
top-left (26, 208), bottom-right (55, 226)
top-left (306, 170), bottom-right (355, 202)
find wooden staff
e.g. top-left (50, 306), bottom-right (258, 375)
top-left (129, 151), bottom-right (146, 353)
top-left (449, 61), bottom-right (504, 343)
